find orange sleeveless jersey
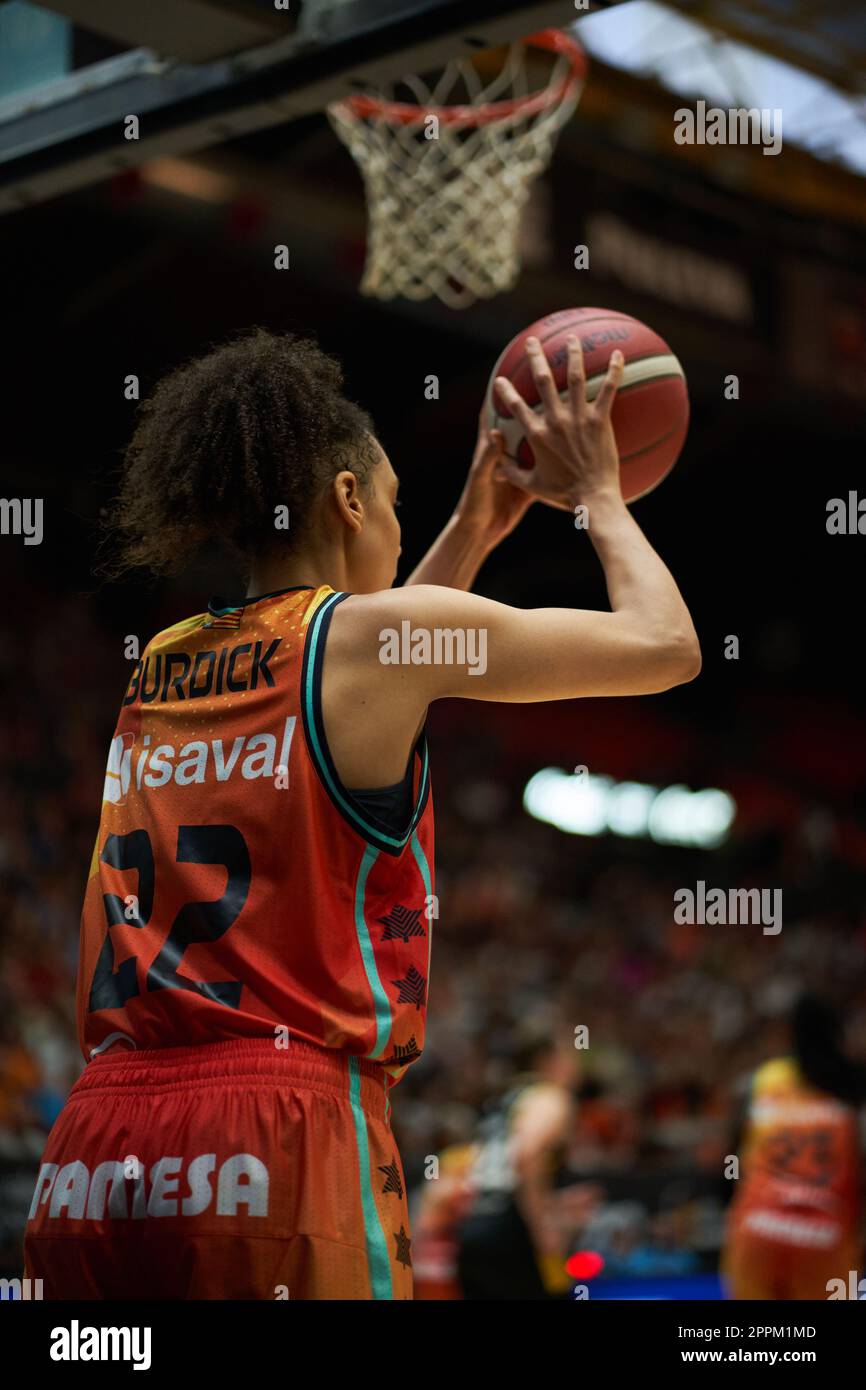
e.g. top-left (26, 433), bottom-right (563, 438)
top-left (730, 1057), bottom-right (862, 1242)
top-left (78, 584), bottom-right (434, 1086)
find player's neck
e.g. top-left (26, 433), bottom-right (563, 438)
top-left (246, 544), bottom-right (347, 598)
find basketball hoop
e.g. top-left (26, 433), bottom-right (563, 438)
top-left (328, 29), bottom-right (587, 309)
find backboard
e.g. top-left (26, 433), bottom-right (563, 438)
top-left (0, 0), bottom-right (585, 213)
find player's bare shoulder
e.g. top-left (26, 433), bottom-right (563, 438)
top-left (328, 581), bottom-right (497, 700)
top-left (337, 583), bottom-right (474, 627)
top-left (328, 584), bottom-right (482, 682)
top-left (322, 588), bottom-right (458, 785)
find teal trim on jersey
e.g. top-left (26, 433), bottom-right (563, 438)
top-left (303, 593), bottom-right (430, 852)
top-left (410, 831), bottom-right (434, 980)
top-left (354, 844), bottom-right (393, 1060)
top-left (348, 1055), bottom-right (394, 1300)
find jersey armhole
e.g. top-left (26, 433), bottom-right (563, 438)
top-left (300, 589), bottom-right (431, 856)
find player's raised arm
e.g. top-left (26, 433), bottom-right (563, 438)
top-left (349, 335), bottom-right (700, 704)
top-left (356, 578), bottom-right (698, 704)
top-left (403, 408), bottom-right (533, 591)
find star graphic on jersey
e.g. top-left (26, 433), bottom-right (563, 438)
top-left (384, 1035), bottom-right (422, 1067)
top-left (378, 904), bottom-right (426, 943)
top-left (393, 1224), bottom-right (412, 1269)
top-left (379, 1156), bottom-right (404, 1199)
top-left (391, 965), bottom-right (426, 1010)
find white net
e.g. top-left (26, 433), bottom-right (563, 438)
top-left (328, 31), bottom-right (585, 309)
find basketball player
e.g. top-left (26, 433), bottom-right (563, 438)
top-left (721, 994), bottom-right (866, 1300)
top-left (456, 1031), bottom-right (585, 1300)
top-left (24, 328), bottom-right (700, 1299)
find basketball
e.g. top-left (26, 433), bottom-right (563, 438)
top-left (486, 307), bottom-right (689, 503)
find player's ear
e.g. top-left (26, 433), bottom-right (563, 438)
top-left (331, 470), bottom-right (365, 533)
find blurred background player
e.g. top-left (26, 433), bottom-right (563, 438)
top-left (412, 1030), bottom-right (603, 1300)
top-left (721, 993), bottom-right (866, 1300)
top-left (456, 1028), bottom-right (584, 1299)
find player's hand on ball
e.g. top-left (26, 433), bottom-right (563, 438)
top-left (454, 405), bottom-right (535, 545)
top-left (494, 336), bottom-right (624, 512)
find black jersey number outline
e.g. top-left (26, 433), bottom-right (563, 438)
top-left (88, 825), bottom-right (249, 1014)
top-left (764, 1126), bottom-right (835, 1187)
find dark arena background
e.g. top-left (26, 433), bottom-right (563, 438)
top-left (2, 0), bottom-right (866, 1345)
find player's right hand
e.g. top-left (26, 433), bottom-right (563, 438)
top-left (493, 335), bottom-right (625, 512)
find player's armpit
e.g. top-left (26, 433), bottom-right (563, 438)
top-left (357, 583), bottom-right (700, 705)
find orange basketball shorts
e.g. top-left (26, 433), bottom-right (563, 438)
top-left (721, 1210), bottom-right (861, 1301)
top-left (24, 1037), bottom-right (412, 1300)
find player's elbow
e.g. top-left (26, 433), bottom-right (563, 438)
top-left (676, 631), bottom-right (702, 683)
top-left (651, 630), bottom-right (702, 689)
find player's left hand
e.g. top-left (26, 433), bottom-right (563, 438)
top-left (454, 406), bottom-right (536, 546)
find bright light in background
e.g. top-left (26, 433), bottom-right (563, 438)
top-left (574, 0), bottom-right (866, 176)
top-left (523, 768), bottom-right (736, 848)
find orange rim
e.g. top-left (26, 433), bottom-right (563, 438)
top-left (332, 29), bottom-right (587, 128)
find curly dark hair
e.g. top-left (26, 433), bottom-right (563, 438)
top-left (100, 328), bottom-right (380, 577)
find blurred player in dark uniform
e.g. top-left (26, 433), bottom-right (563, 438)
top-left (456, 1032), bottom-right (591, 1299)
